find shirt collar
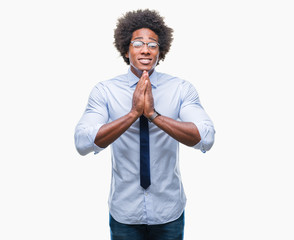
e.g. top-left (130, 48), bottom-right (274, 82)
top-left (128, 68), bottom-right (158, 88)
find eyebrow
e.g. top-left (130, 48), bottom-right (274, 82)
top-left (134, 37), bottom-right (158, 42)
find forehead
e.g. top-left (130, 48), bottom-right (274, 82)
top-left (131, 28), bottom-right (158, 41)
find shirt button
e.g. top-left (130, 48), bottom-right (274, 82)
top-left (145, 192), bottom-right (148, 196)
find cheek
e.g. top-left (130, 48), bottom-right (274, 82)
top-left (128, 52), bottom-right (135, 62)
top-left (153, 53), bottom-right (159, 64)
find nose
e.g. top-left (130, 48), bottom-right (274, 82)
top-left (140, 43), bottom-right (150, 54)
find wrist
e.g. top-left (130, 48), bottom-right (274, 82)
top-left (147, 109), bottom-right (161, 122)
top-left (144, 109), bottom-right (154, 119)
top-left (129, 110), bottom-right (141, 120)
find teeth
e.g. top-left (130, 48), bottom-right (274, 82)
top-left (139, 59), bottom-right (151, 64)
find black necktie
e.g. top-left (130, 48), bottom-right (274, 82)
top-left (140, 115), bottom-right (151, 189)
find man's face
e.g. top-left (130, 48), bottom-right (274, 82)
top-left (126, 28), bottom-right (160, 77)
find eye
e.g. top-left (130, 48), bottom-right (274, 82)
top-left (132, 41), bottom-right (143, 48)
top-left (148, 42), bottom-right (158, 49)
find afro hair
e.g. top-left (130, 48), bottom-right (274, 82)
top-left (114, 9), bottom-right (173, 65)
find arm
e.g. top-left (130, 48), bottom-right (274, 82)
top-left (143, 72), bottom-right (200, 147)
top-left (94, 72), bottom-right (148, 148)
top-left (144, 73), bottom-right (215, 151)
top-left (150, 115), bottom-right (200, 147)
top-left (74, 84), bottom-right (109, 156)
top-left (75, 75), bottom-right (148, 155)
top-left (178, 82), bottom-right (215, 152)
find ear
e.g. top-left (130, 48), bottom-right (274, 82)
top-left (125, 52), bottom-right (129, 58)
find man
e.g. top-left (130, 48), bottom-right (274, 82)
top-left (75, 9), bottom-right (215, 240)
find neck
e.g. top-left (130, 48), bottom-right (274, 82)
top-left (130, 65), bottom-right (154, 78)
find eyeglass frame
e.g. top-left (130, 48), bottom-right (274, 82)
top-left (130, 40), bottom-right (160, 50)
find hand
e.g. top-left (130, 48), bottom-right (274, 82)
top-left (130, 71), bottom-right (148, 118)
top-left (143, 71), bottom-right (155, 118)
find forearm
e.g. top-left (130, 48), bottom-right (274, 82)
top-left (152, 115), bottom-right (201, 147)
top-left (95, 71), bottom-right (149, 148)
top-left (94, 111), bottom-right (139, 148)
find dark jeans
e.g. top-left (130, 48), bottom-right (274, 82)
top-left (109, 212), bottom-right (184, 240)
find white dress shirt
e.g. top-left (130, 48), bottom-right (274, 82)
top-left (75, 68), bottom-right (215, 224)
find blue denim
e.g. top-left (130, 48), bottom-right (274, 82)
top-left (109, 212), bottom-right (184, 240)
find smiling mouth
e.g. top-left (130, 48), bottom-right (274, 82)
top-left (138, 58), bottom-right (152, 64)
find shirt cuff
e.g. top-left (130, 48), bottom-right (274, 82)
top-left (193, 139), bottom-right (206, 153)
top-left (193, 122), bottom-right (215, 153)
top-left (90, 123), bottom-right (106, 154)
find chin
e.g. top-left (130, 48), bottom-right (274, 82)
top-left (139, 64), bottom-right (154, 71)
top-left (140, 67), bottom-right (152, 71)
top-left (130, 62), bottom-right (155, 77)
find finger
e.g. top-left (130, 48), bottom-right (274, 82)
top-left (146, 75), bottom-right (152, 91)
top-left (143, 71), bottom-right (149, 81)
top-left (140, 73), bottom-right (149, 91)
top-left (140, 71), bottom-right (148, 82)
top-left (135, 77), bottom-right (146, 93)
top-left (136, 72), bottom-right (147, 90)
top-left (142, 71), bottom-right (150, 87)
top-left (143, 79), bottom-right (148, 93)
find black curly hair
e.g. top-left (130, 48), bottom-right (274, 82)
top-left (114, 9), bottom-right (173, 65)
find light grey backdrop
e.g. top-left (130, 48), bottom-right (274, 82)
top-left (1, 0), bottom-right (293, 239)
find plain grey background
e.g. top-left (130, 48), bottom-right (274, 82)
top-left (1, 0), bottom-right (293, 239)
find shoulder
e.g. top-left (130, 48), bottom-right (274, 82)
top-left (157, 72), bottom-right (200, 103)
top-left (156, 71), bottom-right (197, 91)
top-left (94, 73), bottom-right (128, 89)
top-left (91, 73), bottom-right (128, 92)
top-left (156, 71), bottom-right (179, 82)
top-left (89, 73), bottom-right (128, 99)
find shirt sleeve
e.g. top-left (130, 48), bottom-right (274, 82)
top-left (74, 83), bottom-right (109, 156)
top-left (179, 81), bottom-right (215, 153)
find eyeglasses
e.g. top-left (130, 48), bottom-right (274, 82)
top-left (130, 40), bottom-right (160, 50)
